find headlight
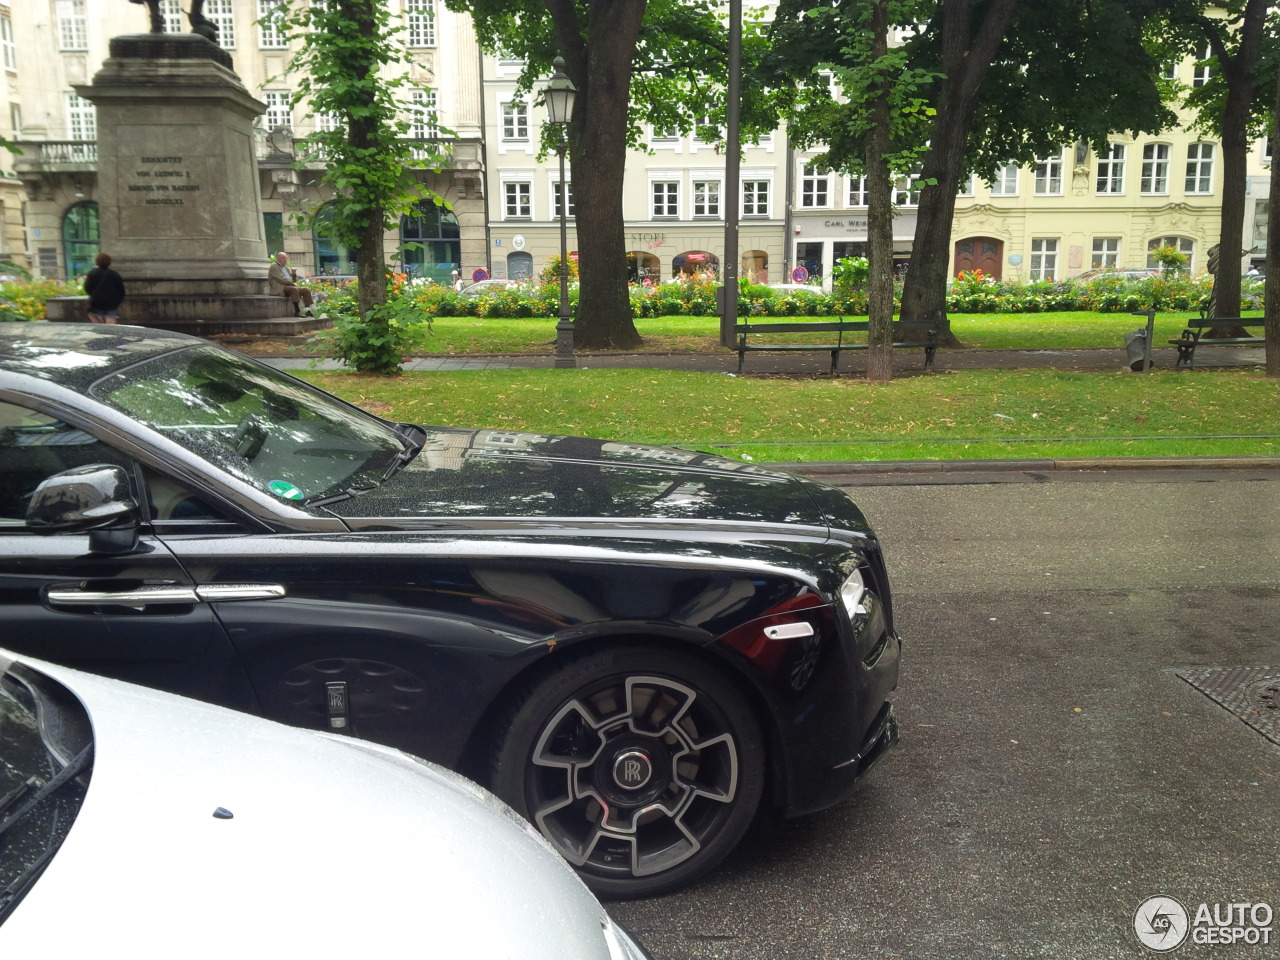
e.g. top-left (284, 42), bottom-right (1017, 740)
top-left (602, 916), bottom-right (651, 960)
top-left (839, 568), bottom-right (868, 623)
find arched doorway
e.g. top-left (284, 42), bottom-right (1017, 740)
top-left (953, 237), bottom-right (1003, 278)
top-left (742, 249), bottom-right (768, 284)
top-left (506, 251), bottom-right (533, 280)
top-left (671, 250), bottom-right (719, 278)
top-left (626, 251), bottom-right (660, 283)
top-left (62, 202), bottom-right (100, 280)
top-left (399, 202), bottom-right (461, 284)
top-left (312, 203), bottom-right (357, 275)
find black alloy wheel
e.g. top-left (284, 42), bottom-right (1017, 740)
top-left (491, 647), bottom-right (765, 899)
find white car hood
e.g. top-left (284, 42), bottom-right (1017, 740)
top-left (1, 655), bottom-right (619, 959)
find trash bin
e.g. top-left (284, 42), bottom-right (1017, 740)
top-left (1124, 328), bottom-right (1153, 372)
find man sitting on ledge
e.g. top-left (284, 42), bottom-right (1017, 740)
top-left (268, 252), bottom-right (314, 317)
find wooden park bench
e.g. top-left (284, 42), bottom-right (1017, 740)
top-left (734, 316), bottom-right (939, 374)
top-left (1169, 316), bottom-right (1266, 369)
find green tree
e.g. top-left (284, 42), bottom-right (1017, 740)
top-left (771, 0), bottom-right (937, 381)
top-left (778, 1), bottom-right (1173, 344)
top-left (1162, 0), bottom-right (1276, 332)
top-left (444, 0), bottom-right (769, 350)
top-left (277, 0), bottom-right (450, 373)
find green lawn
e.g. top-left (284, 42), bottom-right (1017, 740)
top-left (407, 310), bottom-right (1258, 356)
top-left (297, 366), bottom-right (1280, 463)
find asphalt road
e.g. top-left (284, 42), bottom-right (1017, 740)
top-left (612, 468), bottom-right (1280, 960)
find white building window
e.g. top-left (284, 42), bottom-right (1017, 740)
top-left (800, 165), bottom-right (830, 208)
top-left (650, 126), bottom-right (679, 145)
top-left (57, 0), bottom-right (88, 51)
top-left (405, 0), bottom-right (435, 48)
top-left (205, 0), bottom-right (236, 48)
top-left (66, 92), bottom-right (96, 141)
top-left (956, 175), bottom-right (975, 198)
top-left (1, 14), bottom-right (16, 72)
top-left (848, 176), bottom-right (868, 206)
top-left (742, 180), bottom-right (770, 217)
top-left (1034, 152), bottom-right (1062, 195)
top-left (692, 180), bottom-right (720, 217)
top-left (1096, 143), bottom-right (1125, 194)
top-left (313, 110), bottom-right (343, 133)
top-left (409, 88), bottom-right (438, 139)
top-left (1029, 238), bottom-right (1058, 281)
top-left (1141, 143), bottom-right (1170, 194)
top-left (989, 162), bottom-right (1019, 196)
top-left (503, 180), bottom-right (531, 219)
top-left (1192, 44), bottom-right (1212, 88)
top-left (651, 181), bottom-right (679, 218)
top-left (552, 179), bottom-right (575, 219)
top-left (159, 0), bottom-right (183, 33)
top-left (1091, 238), bottom-right (1120, 270)
top-left (257, 0), bottom-right (288, 49)
top-left (263, 90), bottom-right (292, 130)
top-left (501, 101), bottom-right (528, 141)
top-left (1185, 142), bottom-right (1214, 194)
top-left (893, 172), bottom-right (921, 207)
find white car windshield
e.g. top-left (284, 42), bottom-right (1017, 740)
top-left (90, 346), bottom-right (411, 504)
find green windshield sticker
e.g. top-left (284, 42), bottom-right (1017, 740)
top-left (269, 479), bottom-right (305, 501)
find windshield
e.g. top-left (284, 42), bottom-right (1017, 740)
top-left (90, 346), bottom-right (408, 504)
top-left (0, 661), bottom-right (93, 923)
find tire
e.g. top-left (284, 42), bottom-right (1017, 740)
top-left (490, 646), bottom-right (765, 900)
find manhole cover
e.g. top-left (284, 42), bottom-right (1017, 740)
top-left (1176, 665), bottom-right (1280, 747)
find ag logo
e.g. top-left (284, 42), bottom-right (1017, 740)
top-left (1135, 896), bottom-right (1190, 952)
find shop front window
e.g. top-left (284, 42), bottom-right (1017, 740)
top-left (62, 202), bottom-right (100, 280)
top-left (399, 201), bottom-right (461, 283)
top-left (312, 204), bottom-right (356, 275)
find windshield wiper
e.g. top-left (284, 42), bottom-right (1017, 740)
top-left (0, 743), bottom-right (93, 919)
top-left (382, 422), bottom-right (426, 482)
top-left (0, 743), bottom-right (92, 842)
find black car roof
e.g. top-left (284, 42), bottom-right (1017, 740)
top-left (0, 323), bottom-right (203, 393)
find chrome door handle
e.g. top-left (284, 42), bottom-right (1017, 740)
top-left (195, 584), bottom-right (286, 602)
top-left (46, 584), bottom-right (199, 606)
top-left (46, 583), bottom-right (286, 607)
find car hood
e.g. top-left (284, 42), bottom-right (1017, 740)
top-left (323, 426), bottom-right (831, 529)
top-left (0, 655), bottom-right (629, 959)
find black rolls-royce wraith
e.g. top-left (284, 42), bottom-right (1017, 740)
top-left (0, 323), bottom-right (900, 898)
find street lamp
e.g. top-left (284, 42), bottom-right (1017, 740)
top-left (545, 57), bottom-right (577, 368)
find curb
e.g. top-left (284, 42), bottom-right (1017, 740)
top-left (776, 455), bottom-right (1280, 475)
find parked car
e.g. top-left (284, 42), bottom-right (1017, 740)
top-left (0, 322), bottom-right (901, 898)
top-left (303, 273), bottom-right (357, 284)
top-left (1072, 268), bottom-right (1160, 281)
top-left (767, 283), bottom-right (826, 296)
top-left (0, 650), bottom-right (650, 957)
top-left (459, 278), bottom-right (524, 296)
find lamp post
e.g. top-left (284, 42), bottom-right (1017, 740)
top-left (544, 57), bottom-right (577, 368)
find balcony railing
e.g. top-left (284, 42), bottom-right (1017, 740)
top-left (12, 141), bottom-right (99, 167)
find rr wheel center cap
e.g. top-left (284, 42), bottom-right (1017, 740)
top-left (612, 749), bottom-right (654, 791)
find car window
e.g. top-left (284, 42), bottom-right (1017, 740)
top-left (90, 346), bottom-right (407, 504)
top-left (0, 401), bottom-right (130, 524)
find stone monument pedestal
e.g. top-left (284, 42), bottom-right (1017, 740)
top-left (73, 34), bottom-right (327, 335)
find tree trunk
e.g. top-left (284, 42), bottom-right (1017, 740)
top-left (865, 0), bottom-right (894, 383)
top-left (1203, 0), bottom-right (1267, 338)
top-left (898, 0), bottom-right (1020, 345)
top-left (344, 0), bottom-right (386, 329)
top-left (549, 0), bottom-right (644, 350)
top-left (1266, 68), bottom-right (1280, 378)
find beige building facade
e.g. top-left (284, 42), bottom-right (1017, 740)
top-left (3, 4), bottom-right (1269, 289)
top-left (7, 0), bottom-right (483, 284)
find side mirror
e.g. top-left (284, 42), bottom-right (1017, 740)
top-left (25, 464), bottom-right (141, 554)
